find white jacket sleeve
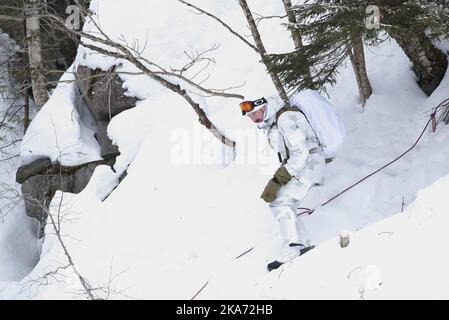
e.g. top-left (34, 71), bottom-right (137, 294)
top-left (277, 111), bottom-right (309, 178)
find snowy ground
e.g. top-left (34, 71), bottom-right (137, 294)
top-left (201, 173), bottom-right (449, 300)
top-left (1, 0), bottom-right (449, 299)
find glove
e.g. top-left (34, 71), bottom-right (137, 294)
top-left (274, 165), bottom-right (292, 185)
top-left (261, 178), bottom-right (282, 203)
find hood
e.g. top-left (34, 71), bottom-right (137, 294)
top-left (257, 95), bottom-right (285, 129)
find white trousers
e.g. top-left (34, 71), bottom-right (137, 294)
top-left (269, 181), bottom-right (312, 248)
top-left (268, 150), bottom-right (325, 260)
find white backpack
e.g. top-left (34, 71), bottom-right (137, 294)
top-left (289, 89), bottom-right (345, 158)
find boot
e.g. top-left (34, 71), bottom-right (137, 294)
top-left (267, 243), bottom-right (315, 272)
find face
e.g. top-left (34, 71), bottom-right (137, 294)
top-left (247, 106), bottom-right (265, 123)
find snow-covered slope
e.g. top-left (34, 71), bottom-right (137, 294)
top-left (1, 0), bottom-right (449, 299)
top-left (201, 173), bottom-right (449, 299)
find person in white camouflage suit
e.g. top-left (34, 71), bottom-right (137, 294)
top-left (240, 95), bottom-right (325, 271)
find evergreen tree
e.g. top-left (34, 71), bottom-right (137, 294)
top-left (266, 0), bottom-right (374, 102)
top-left (267, 0), bottom-right (449, 99)
top-left (373, 0), bottom-right (449, 96)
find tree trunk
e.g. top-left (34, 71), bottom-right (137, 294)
top-left (443, 104), bottom-right (449, 125)
top-left (24, 86), bottom-right (30, 133)
top-left (389, 29), bottom-right (447, 96)
top-left (282, 0), bottom-right (303, 50)
top-left (238, 0), bottom-right (289, 104)
top-left (281, 0), bottom-right (312, 81)
top-left (25, 0), bottom-right (48, 110)
top-left (347, 34), bottom-right (372, 107)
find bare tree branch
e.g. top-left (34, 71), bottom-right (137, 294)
top-left (238, 0), bottom-right (289, 103)
top-left (252, 12), bottom-right (287, 27)
top-left (177, 0), bottom-right (259, 53)
top-left (40, 11), bottom-right (237, 150)
top-left (0, 14), bottom-right (23, 21)
top-left (154, 70), bottom-right (244, 99)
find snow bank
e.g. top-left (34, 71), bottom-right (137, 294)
top-left (200, 172), bottom-right (449, 299)
top-left (19, 68), bottom-right (101, 166)
top-left (3, 89), bottom-right (278, 299)
top-left (260, 172), bottom-right (449, 299)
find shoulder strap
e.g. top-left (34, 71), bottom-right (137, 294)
top-left (274, 106), bottom-right (316, 163)
top-left (274, 107), bottom-right (300, 163)
top-left (275, 106), bottom-right (301, 124)
top-left (277, 105), bottom-right (320, 146)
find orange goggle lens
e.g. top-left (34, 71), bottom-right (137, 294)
top-left (239, 101), bottom-right (254, 113)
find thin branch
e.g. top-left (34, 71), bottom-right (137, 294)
top-left (177, 0), bottom-right (259, 53)
top-left (253, 12), bottom-right (287, 27)
top-left (40, 8), bottom-right (237, 149)
top-left (0, 14), bottom-right (23, 22)
top-left (77, 40), bottom-right (237, 149)
top-left (154, 70), bottom-right (243, 99)
top-left (238, 0), bottom-right (289, 103)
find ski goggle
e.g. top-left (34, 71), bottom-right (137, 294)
top-left (239, 97), bottom-right (267, 116)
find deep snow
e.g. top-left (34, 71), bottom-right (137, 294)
top-left (1, 0), bottom-right (449, 299)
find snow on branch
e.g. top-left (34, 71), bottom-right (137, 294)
top-left (40, 8), bottom-right (237, 151)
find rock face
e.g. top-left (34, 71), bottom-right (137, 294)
top-left (72, 162), bottom-right (100, 193)
top-left (16, 158), bottom-right (53, 184)
top-left (3, 2), bottom-right (134, 237)
top-left (19, 158), bottom-right (106, 227)
top-left (16, 65), bottom-right (138, 237)
top-left (76, 65), bottom-right (138, 159)
top-left (76, 65), bottom-right (138, 121)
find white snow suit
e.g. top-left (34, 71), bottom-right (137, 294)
top-left (259, 95), bottom-right (325, 261)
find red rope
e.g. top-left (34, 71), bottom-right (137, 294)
top-left (191, 281), bottom-right (209, 300)
top-left (298, 98), bottom-right (449, 216)
top-left (233, 99), bottom-right (449, 263)
top-left (233, 247), bottom-right (254, 260)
